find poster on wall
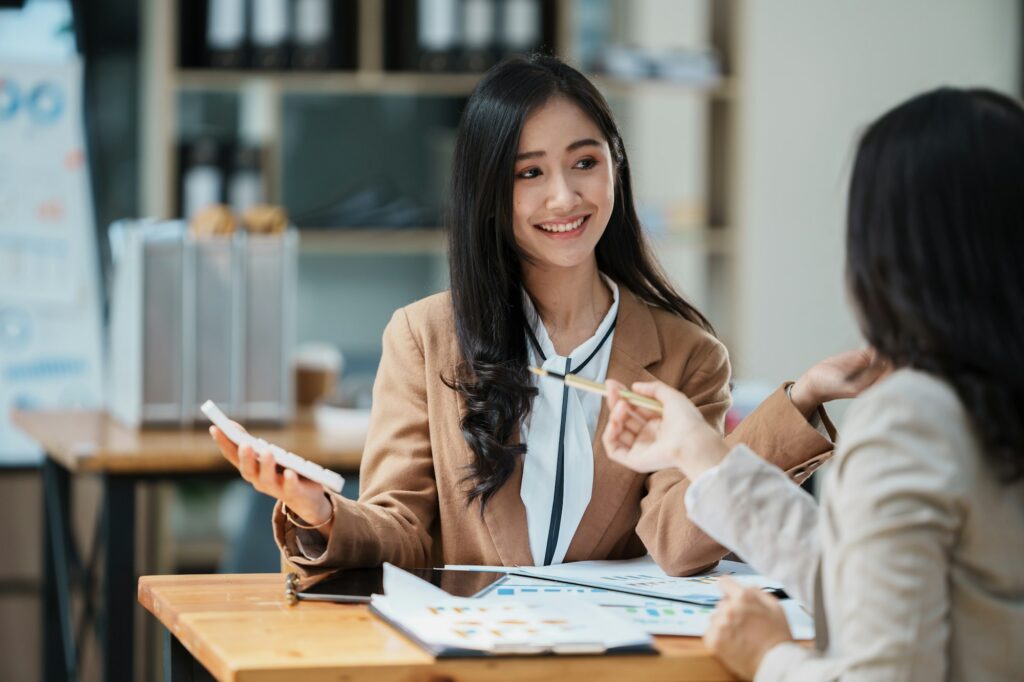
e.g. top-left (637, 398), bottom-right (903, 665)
top-left (0, 59), bottom-right (103, 464)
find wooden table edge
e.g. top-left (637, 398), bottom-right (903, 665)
top-left (10, 408), bottom-right (363, 474)
top-left (138, 574), bottom-right (741, 682)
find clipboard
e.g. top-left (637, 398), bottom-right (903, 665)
top-left (284, 567), bottom-right (507, 604)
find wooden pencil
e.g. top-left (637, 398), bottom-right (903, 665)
top-left (528, 366), bottom-right (664, 414)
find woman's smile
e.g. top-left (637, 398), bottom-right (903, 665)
top-left (534, 213), bottom-right (591, 238)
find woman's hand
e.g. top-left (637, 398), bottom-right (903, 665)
top-left (210, 424), bottom-right (333, 535)
top-left (601, 379), bottom-right (729, 481)
top-left (789, 347), bottom-right (888, 417)
top-left (704, 577), bottom-right (795, 680)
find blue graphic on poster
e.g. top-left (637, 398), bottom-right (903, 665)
top-left (0, 77), bottom-right (18, 121)
top-left (0, 60), bottom-right (103, 464)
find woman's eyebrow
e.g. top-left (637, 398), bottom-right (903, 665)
top-left (515, 138), bottom-right (602, 161)
top-left (566, 138), bottom-right (601, 152)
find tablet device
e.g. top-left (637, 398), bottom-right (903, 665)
top-left (292, 567), bottom-right (508, 604)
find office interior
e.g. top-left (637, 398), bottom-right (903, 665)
top-left (0, 0), bottom-right (1020, 680)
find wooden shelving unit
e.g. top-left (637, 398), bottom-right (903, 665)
top-left (295, 225), bottom-right (732, 256)
top-left (141, 0), bottom-right (743, 332)
top-left (298, 228), bottom-right (447, 254)
top-left (175, 68), bottom-right (736, 99)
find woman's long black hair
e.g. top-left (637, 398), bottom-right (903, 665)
top-left (446, 54), bottom-right (713, 508)
top-left (847, 87), bottom-right (1024, 483)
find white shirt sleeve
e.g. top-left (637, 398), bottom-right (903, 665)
top-left (684, 445), bottom-right (821, 609)
top-left (294, 528), bottom-right (328, 560)
top-left (756, 644), bottom-right (817, 681)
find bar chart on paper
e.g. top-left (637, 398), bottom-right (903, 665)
top-left (484, 577), bottom-right (635, 602)
top-left (612, 602), bottom-right (717, 637)
top-left (514, 557), bottom-right (783, 605)
top-left (609, 600), bottom-right (815, 640)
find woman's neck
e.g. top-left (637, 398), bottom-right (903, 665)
top-left (523, 261), bottom-right (613, 357)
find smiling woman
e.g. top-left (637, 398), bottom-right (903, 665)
top-left (211, 54), bottom-right (864, 578)
top-left (513, 105), bottom-right (613, 260)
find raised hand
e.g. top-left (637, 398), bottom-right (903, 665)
top-left (789, 347), bottom-right (889, 416)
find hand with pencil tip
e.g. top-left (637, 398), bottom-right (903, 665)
top-left (703, 576), bottom-right (794, 680)
top-left (210, 423), bottom-right (334, 538)
top-left (601, 378), bottom-right (729, 480)
top-left (601, 348), bottom-right (887, 482)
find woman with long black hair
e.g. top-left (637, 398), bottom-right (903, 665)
top-left (212, 54), bottom-right (876, 574)
top-left (602, 87), bottom-right (1024, 679)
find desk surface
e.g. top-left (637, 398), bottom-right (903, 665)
top-left (139, 573), bottom-right (738, 682)
top-left (11, 409), bottom-right (362, 474)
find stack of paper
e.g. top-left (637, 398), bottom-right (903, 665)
top-left (513, 557), bottom-right (781, 605)
top-left (369, 564), bottom-right (654, 657)
top-left (447, 557), bottom-right (815, 640)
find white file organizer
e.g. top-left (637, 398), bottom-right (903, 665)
top-left (107, 220), bottom-right (296, 426)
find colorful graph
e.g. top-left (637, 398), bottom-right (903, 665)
top-left (607, 603), bottom-right (717, 636)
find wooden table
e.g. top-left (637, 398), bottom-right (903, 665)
top-left (11, 409), bottom-right (362, 682)
top-left (139, 573), bottom-right (738, 682)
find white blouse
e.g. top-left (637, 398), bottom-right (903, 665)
top-left (520, 277), bottom-right (619, 566)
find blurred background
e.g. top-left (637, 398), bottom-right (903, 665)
top-left (0, 0), bottom-right (1020, 679)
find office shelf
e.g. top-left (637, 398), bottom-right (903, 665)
top-left (298, 228), bottom-right (447, 255)
top-left (176, 69), bottom-right (734, 100)
top-left (142, 0), bottom-right (744, 341)
top-left (293, 226), bottom-right (732, 256)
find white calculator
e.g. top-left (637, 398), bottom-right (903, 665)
top-left (201, 400), bottom-right (346, 493)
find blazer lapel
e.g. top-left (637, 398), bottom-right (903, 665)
top-left (480, 432), bottom-right (534, 566)
top-left (564, 289), bottom-right (662, 562)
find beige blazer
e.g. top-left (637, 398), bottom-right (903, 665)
top-left (686, 369), bottom-right (1024, 681)
top-left (275, 288), bottom-right (835, 577)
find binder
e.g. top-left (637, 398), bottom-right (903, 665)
top-left (227, 144), bottom-right (265, 214)
top-left (181, 137), bottom-right (225, 220)
top-left (460, 0), bottom-right (497, 72)
top-left (251, 0), bottom-right (291, 69)
top-left (292, 0), bottom-right (333, 69)
top-left (417, 0), bottom-right (459, 71)
top-left (206, 0), bottom-right (248, 68)
top-left (500, 0), bottom-right (541, 54)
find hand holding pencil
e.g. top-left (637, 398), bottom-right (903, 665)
top-left (547, 371), bottom-right (732, 480)
top-left (528, 366), bottom-right (664, 413)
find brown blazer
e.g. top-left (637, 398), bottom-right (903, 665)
top-left (275, 288), bottom-right (835, 577)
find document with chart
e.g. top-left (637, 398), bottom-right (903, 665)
top-left (445, 559), bottom-right (814, 640)
top-left (513, 557), bottom-right (784, 605)
top-left (369, 564), bottom-right (654, 657)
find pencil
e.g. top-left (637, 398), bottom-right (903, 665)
top-left (528, 366), bottom-right (664, 414)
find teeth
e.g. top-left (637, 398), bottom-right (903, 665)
top-left (538, 216), bottom-right (586, 233)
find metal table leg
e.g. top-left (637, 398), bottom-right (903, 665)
top-left (42, 456), bottom-right (76, 682)
top-left (100, 474), bottom-right (136, 682)
top-left (165, 631), bottom-right (216, 682)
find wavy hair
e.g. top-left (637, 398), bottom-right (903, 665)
top-left (847, 87), bottom-right (1024, 482)
top-left (445, 55), bottom-right (713, 508)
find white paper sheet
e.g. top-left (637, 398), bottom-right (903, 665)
top-left (513, 556), bottom-right (783, 606)
top-left (470, 569), bottom-right (814, 639)
top-left (604, 598), bottom-right (815, 639)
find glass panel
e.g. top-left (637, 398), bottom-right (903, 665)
top-left (282, 94), bottom-right (464, 228)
